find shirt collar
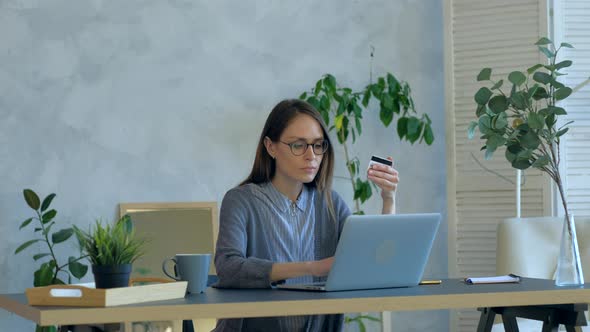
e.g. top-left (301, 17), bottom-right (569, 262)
top-left (261, 182), bottom-right (310, 213)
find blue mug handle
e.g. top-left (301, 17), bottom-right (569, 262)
top-left (162, 258), bottom-right (182, 281)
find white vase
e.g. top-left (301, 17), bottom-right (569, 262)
top-left (555, 213), bottom-right (584, 286)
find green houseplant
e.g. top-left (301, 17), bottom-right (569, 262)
top-left (15, 189), bottom-right (89, 332)
top-left (299, 70), bottom-right (434, 330)
top-left (299, 73), bottom-right (434, 214)
top-left (467, 37), bottom-right (584, 286)
top-left (74, 215), bottom-right (146, 289)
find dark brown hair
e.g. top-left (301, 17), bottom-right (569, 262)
top-left (241, 99), bottom-right (336, 220)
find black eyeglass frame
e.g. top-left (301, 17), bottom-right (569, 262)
top-left (279, 140), bottom-right (329, 156)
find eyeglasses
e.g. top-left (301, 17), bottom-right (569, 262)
top-left (280, 139), bottom-right (329, 156)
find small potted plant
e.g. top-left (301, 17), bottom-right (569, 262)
top-left (74, 215), bottom-right (146, 289)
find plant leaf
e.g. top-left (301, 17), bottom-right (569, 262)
top-left (355, 117), bottom-right (362, 136)
top-left (362, 89), bottom-right (371, 107)
top-left (560, 42), bottom-right (574, 48)
top-left (42, 209), bottom-right (57, 224)
top-left (508, 71), bottom-right (526, 86)
top-left (323, 74), bottom-right (336, 92)
top-left (23, 189), bottom-right (40, 210)
top-left (533, 72), bottom-right (552, 84)
top-left (467, 121), bottom-right (478, 139)
top-left (477, 68), bottom-right (492, 81)
top-left (335, 114), bottom-right (344, 130)
top-left (478, 115), bottom-right (492, 135)
top-left (488, 95), bottom-right (508, 114)
top-left (52, 228), bottom-right (74, 244)
top-left (555, 87), bottom-right (572, 101)
top-left (532, 155), bottom-right (550, 168)
top-left (397, 117), bottom-right (408, 140)
top-left (535, 37), bottom-right (553, 45)
top-left (379, 105), bottom-right (393, 127)
top-left (423, 124), bottom-right (434, 145)
top-left (68, 257), bottom-right (88, 279)
top-left (14, 239), bottom-right (41, 254)
top-left (538, 46), bottom-right (554, 58)
top-left (40, 193), bottom-right (56, 212)
top-left (532, 86), bottom-right (548, 100)
top-left (527, 64), bottom-right (544, 74)
top-left (475, 104), bottom-right (486, 117)
top-left (34, 262), bottom-right (54, 287)
top-left (474, 87), bottom-right (493, 105)
top-left (512, 159), bottom-right (532, 170)
top-left (19, 218), bottom-right (33, 230)
top-left (491, 79), bottom-right (503, 90)
top-left (555, 60), bottom-right (573, 70)
top-left (493, 113), bottom-right (508, 130)
top-left (520, 131), bottom-right (541, 149)
top-left (406, 117), bottom-right (421, 143)
top-left (528, 113), bottom-right (545, 129)
top-left (556, 127), bottom-right (569, 137)
top-left (33, 253), bottom-right (51, 261)
top-left (510, 92), bottom-right (529, 110)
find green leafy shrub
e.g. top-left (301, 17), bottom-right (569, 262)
top-left (299, 73), bottom-right (434, 213)
top-left (468, 37), bottom-right (578, 217)
top-left (74, 215), bottom-right (145, 266)
top-left (15, 189), bottom-right (88, 287)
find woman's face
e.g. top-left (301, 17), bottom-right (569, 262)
top-left (266, 113), bottom-right (326, 185)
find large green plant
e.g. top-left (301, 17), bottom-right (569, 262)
top-left (15, 189), bottom-right (89, 286)
top-left (467, 37), bottom-right (577, 220)
top-left (74, 215), bottom-right (145, 266)
top-left (299, 73), bottom-right (434, 213)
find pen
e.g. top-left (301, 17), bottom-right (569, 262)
top-left (419, 280), bottom-right (442, 285)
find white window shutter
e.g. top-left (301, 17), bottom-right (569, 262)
top-left (555, 0), bottom-right (590, 218)
top-left (444, 0), bottom-right (551, 331)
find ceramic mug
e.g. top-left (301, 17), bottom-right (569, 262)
top-left (162, 253), bottom-right (211, 293)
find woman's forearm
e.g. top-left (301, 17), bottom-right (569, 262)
top-left (270, 257), bottom-right (333, 282)
top-left (270, 262), bottom-right (311, 282)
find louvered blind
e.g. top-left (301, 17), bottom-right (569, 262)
top-left (445, 0), bottom-right (550, 331)
top-left (558, 0), bottom-right (590, 217)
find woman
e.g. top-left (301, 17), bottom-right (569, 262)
top-left (213, 99), bottom-right (399, 331)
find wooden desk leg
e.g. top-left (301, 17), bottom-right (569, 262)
top-left (476, 307), bottom-right (496, 332)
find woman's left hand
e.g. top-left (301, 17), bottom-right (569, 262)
top-left (367, 156), bottom-right (399, 200)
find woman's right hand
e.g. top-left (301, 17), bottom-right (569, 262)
top-left (308, 257), bottom-right (334, 277)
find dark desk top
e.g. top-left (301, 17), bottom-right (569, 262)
top-left (2, 278), bottom-right (589, 325)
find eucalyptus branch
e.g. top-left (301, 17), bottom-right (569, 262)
top-left (470, 37), bottom-right (580, 225)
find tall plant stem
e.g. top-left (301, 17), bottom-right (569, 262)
top-left (338, 129), bottom-right (360, 213)
top-left (37, 211), bottom-right (61, 283)
top-left (555, 173), bottom-right (570, 231)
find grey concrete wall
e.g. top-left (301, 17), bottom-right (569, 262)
top-left (0, 0), bottom-right (445, 331)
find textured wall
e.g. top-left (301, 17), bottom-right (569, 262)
top-left (0, 0), bottom-right (445, 330)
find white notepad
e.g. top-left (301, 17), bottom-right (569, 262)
top-left (464, 274), bottom-right (520, 284)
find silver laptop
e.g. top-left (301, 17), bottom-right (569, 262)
top-left (277, 213), bottom-right (441, 292)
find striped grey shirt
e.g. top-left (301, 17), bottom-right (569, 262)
top-left (213, 182), bottom-right (351, 332)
